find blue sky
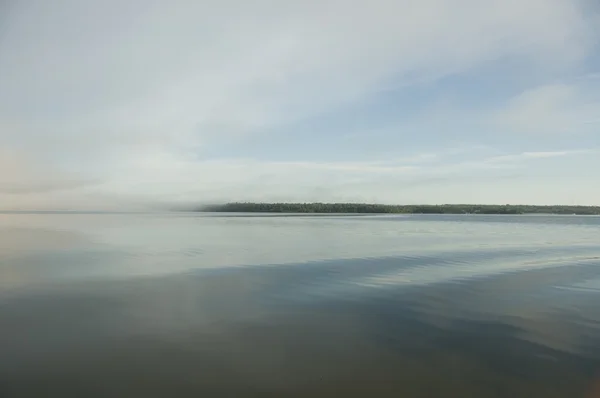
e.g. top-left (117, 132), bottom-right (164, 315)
top-left (1, 0), bottom-right (599, 209)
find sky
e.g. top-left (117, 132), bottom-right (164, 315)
top-left (1, 0), bottom-right (599, 210)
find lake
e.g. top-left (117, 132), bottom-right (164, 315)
top-left (1, 213), bottom-right (599, 397)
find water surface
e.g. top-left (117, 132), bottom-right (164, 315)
top-left (1, 213), bottom-right (599, 397)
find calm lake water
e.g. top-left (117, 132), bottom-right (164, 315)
top-left (1, 213), bottom-right (600, 397)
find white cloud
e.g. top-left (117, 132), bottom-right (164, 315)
top-left (483, 149), bottom-right (593, 164)
top-left (3, 146), bottom-right (599, 208)
top-left (491, 82), bottom-right (600, 134)
top-left (28, 146), bottom-right (588, 208)
top-left (2, 0), bottom-right (592, 137)
top-left (0, 0), bottom-right (598, 208)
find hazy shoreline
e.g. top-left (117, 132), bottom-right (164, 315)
top-left (198, 203), bottom-right (600, 215)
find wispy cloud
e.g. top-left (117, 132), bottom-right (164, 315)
top-left (483, 149), bottom-right (594, 164)
top-left (491, 83), bottom-right (600, 134)
top-left (0, 0), bottom-right (599, 209)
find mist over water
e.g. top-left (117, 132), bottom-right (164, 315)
top-left (1, 213), bottom-right (599, 397)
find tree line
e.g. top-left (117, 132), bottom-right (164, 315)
top-left (199, 202), bottom-right (600, 215)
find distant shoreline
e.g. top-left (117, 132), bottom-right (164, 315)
top-left (198, 203), bottom-right (600, 215)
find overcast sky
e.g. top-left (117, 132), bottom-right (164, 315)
top-left (1, 0), bottom-right (599, 210)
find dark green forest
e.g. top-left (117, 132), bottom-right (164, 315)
top-left (199, 202), bottom-right (600, 215)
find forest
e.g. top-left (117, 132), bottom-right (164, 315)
top-left (199, 202), bottom-right (600, 215)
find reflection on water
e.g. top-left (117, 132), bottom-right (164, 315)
top-left (1, 213), bottom-right (600, 397)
